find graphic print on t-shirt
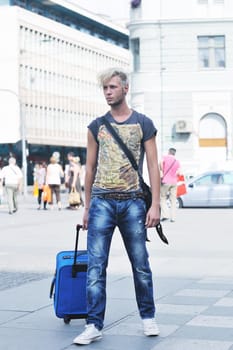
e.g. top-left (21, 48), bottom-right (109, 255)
top-left (94, 123), bottom-right (143, 191)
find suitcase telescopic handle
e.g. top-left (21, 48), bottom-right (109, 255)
top-left (74, 224), bottom-right (82, 254)
top-left (72, 224), bottom-right (83, 278)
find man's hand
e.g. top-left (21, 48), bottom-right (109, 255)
top-left (145, 205), bottom-right (160, 228)
top-left (82, 208), bottom-right (89, 230)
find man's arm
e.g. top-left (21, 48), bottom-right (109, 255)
top-left (175, 160), bottom-right (181, 176)
top-left (144, 136), bottom-right (161, 228)
top-left (82, 129), bottom-right (98, 229)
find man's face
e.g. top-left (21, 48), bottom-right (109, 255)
top-left (103, 76), bottom-right (128, 107)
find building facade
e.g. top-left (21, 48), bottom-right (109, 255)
top-left (0, 0), bottom-right (130, 183)
top-left (129, 0), bottom-right (233, 175)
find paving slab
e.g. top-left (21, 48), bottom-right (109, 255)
top-left (156, 295), bottom-right (219, 306)
top-left (156, 303), bottom-right (208, 315)
top-left (187, 315), bottom-right (233, 328)
top-left (215, 297), bottom-right (233, 307)
top-left (0, 310), bottom-right (28, 325)
top-left (0, 278), bottom-right (52, 312)
top-left (174, 325), bottom-right (233, 342)
top-left (0, 327), bottom-right (75, 350)
top-left (203, 306), bottom-right (233, 316)
top-left (151, 338), bottom-right (233, 350)
top-left (175, 288), bottom-right (230, 298)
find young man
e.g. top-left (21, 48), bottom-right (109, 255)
top-left (73, 68), bottom-right (161, 345)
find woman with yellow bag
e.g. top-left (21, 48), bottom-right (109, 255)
top-left (65, 154), bottom-right (83, 210)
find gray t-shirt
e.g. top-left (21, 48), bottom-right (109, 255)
top-left (88, 110), bottom-right (157, 194)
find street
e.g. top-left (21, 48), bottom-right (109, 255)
top-left (1, 192), bottom-right (233, 350)
top-left (0, 192), bottom-right (232, 281)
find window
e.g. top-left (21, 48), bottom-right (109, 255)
top-left (195, 175), bottom-right (213, 186)
top-left (130, 38), bottom-right (140, 72)
top-left (214, 0), bottom-right (224, 4)
top-left (198, 35), bottom-right (225, 69)
top-left (224, 173), bottom-right (233, 185)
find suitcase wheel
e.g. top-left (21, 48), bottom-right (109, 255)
top-left (64, 317), bottom-right (71, 324)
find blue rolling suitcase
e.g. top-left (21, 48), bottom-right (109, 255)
top-left (50, 224), bottom-right (88, 324)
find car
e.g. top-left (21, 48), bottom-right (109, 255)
top-left (177, 170), bottom-right (233, 208)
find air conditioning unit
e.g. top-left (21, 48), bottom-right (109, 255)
top-left (175, 120), bottom-right (192, 133)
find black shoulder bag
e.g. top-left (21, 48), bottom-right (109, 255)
top-left (102, 117), bottom-right (168, 245)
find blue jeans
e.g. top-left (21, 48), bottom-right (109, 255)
top-left (86, 196), bottom-right (155, 330)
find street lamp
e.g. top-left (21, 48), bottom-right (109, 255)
top-left (159, 0), bottom-right (164, 155)
top-left (0, 88), bottom-right (27, 196)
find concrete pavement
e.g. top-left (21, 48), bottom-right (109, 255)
top-left (0, 192), bottom-right (233, 349)
top-left (0, 274), bottom-right (233, 349)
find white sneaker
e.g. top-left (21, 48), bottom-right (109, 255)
top-left (73, 324), bottom-right (102, 345)
top-left (143, 318), bottom-right (160, 336)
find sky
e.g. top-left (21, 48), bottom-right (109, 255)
top-left (73, 0), bottom-right (130, 24)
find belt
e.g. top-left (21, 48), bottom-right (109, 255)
top-left (95, 192), bottom-right (145, 200)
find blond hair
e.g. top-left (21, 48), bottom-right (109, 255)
top-left (97, 67), bottom-right (129, 88)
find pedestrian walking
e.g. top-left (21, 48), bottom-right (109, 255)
top-left (159, 148), bottom-right (181, 222)
top-left (34, 162), bottom-right (47, 210)
top-left (0, 157), bottom-right (23, 214)
top-left (64, 152), bottom-right (75, 191)
top-left (73, 68), bottom-right (161, 345)
top-left (65, 153), bottom-right (84, 209)
top-left (46, 156), bottom-right (64, 210)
